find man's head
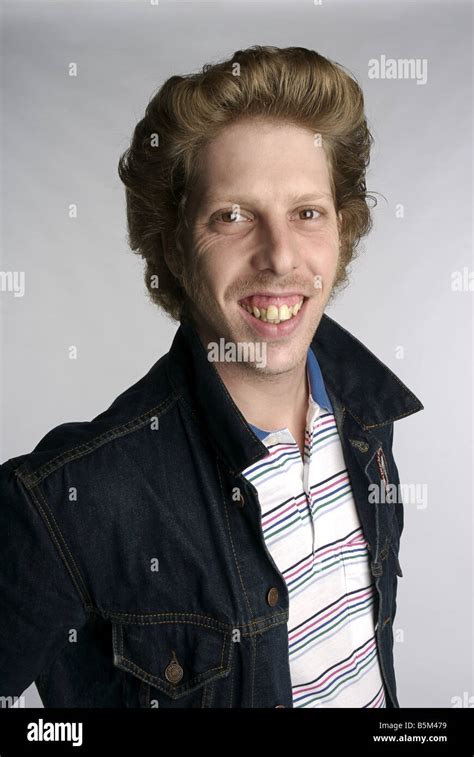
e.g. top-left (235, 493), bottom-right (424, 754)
top-left (119, 45), bottom-right (374, 373)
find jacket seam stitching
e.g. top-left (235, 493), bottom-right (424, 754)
top-left (217, 463), bottom-right (255, 618)
top-left (102, 610), bottom-right (288, 634)
top-left (346, 405), bottom-right (421, 431)
top-left (25, 480), bottom-right (94, 611)
top-left (18, 395), bottom-right (178, 487)
top-left (251, 634), bottom-right (256, 707)
top-left (117, 657), bottom-right (229, 691)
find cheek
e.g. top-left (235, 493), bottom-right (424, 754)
top-left (304, 233), bottom-right (339, 267)
top-left (195, 247), bottom-right (238, 304)
top-left (302, 236), bottom-right (339, 291)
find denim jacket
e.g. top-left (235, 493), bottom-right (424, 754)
top-left (0, 313), bottom-right (424, 708)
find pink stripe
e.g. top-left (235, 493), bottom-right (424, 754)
top-left (263, 443), bottom-right (299, 460)
top-left (313, 417), bottom-right (336, 430)
top-left (262, 499), bottom-right (300, 528)
top-left (263, 474), bottom-right (350, 525)
top-left (284, 554), bottom-right (314, 581)
top-left (347, 533), bottom-right (366, 546)
top-left (371, 687), bottom-right (385, 708)
top-left (289, 588), bottom-right (374, 642)
top-left (313, 472), bottom-right (349, 497)
top-left (293, 638), bottom-right (377, 695)
top-left (284, 537), bottom-right (366, 582)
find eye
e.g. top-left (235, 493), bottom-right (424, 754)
top-left (213, 208), bottom-right (250, 223)
top-left (297, 207), bottom-right (322, 221)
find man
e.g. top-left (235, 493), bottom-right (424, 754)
top-left (0, 45), bottom-right (423, 708)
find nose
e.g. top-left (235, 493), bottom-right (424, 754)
top-left (251, 215), bottom-right (302, 276)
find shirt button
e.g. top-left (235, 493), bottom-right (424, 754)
top-left (267, 587), bottom-right (279, 606)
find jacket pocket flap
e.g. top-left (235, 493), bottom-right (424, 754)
top-left (112, 616), bottom-right (233, 699)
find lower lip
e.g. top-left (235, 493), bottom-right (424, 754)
top-left (238, 299), bottom-right (307, 337)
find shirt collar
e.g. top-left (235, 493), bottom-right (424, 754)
top-left (247, 347), bottom-right (333, 441)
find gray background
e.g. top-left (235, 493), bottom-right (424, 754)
top-left (1, 0), bottom-right (472, 708)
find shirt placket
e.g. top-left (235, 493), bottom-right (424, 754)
top-left (304, 401), bottom-right (320, 564)
top-left (274, 430), bottom-right (307, 526)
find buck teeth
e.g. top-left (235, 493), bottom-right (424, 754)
top-left (240, 298), bottom-right (304, 323)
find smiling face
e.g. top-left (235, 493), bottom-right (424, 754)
top-left (178, 117), bottom-right (342, 375)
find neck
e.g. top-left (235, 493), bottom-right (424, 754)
top-left (184, 305), bottom-right (310, 449)
top-left (214, 356), bottom-right (309, 437)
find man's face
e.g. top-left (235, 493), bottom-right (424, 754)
top-left (180, 118), bottom-right (342, 375)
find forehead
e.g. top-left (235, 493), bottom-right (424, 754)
top-left (189, 118), bottom-right (333, 211)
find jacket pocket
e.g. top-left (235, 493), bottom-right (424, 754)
top-left (112, 614), bottom-right (233, 705)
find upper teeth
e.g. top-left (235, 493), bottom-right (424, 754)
top-left (240, 298), bottom-right (304, 323)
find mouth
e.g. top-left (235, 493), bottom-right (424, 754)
top-left (237, 292), bottom-right (309, 337)
top-left (238, 293), bottom-right (306, 324)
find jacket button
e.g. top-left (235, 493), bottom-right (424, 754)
top-left (370, 561), bottom-right (383, 577)
top-left (267, 587), bottom-right (279, 606)
top-left (164, 651), bottom-right (183, 684)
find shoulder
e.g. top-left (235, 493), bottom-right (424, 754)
top-left (1, 351), bottom-right (177, 489)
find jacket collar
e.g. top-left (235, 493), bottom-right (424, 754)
top-left (166, 312), bottom-right (424, 475)
top-left (309, 313), bottom-right (423, 430)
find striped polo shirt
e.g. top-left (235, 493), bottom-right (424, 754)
top-left (243, 347), bottom-right (386, 708)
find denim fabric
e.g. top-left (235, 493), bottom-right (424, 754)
top-left (0, 313), bottom-right (423, 708)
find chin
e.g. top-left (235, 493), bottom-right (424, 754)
top-left (259, 341), bottom-right (306, 372)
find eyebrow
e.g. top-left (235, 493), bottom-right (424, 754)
top-left (200, 191), bottom-right (333, 210)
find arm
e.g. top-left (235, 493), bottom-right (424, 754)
top-left (0, 460), bottom-right (88, 701)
